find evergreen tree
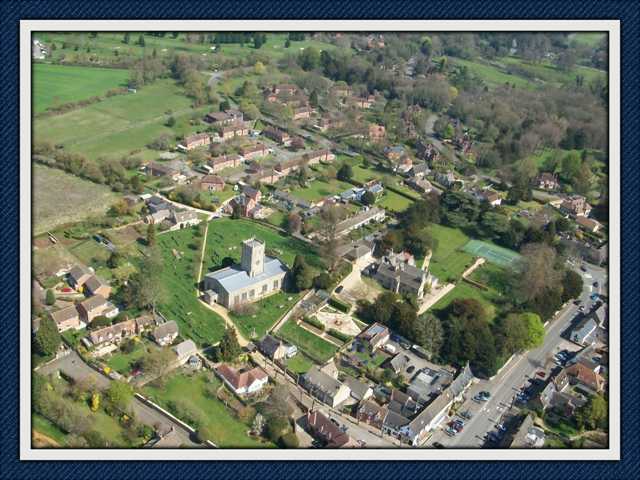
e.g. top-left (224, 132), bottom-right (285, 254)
top-left (146, 223), bottom-right (156, 246)
top-left (34, 316), bottom-right (61, 357)
top-left (219, 327), bottom-right (241, 361)
top-left (45, 289), bottom-right (56, 306)
top-left (138, 35), bottom-right (145, 47)
top-left (123, 32), bottom-right (130, 44)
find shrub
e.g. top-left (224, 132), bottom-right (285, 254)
top-left (327, 328), bottom-right (352, 343)
top-left (302, 316), bottom-right (325, 331)
top-left (329, 296), bottom-right (351, 313)
top-left (279, 432), bottom-right (299, 448)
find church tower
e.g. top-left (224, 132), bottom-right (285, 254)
top-left (241, 238), bottom-right (265, 277)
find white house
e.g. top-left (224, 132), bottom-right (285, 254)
top-left (216, 364), bottom-right (269, 396)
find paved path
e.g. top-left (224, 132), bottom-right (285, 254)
top-left (36, 350), bottom-right (198, 447)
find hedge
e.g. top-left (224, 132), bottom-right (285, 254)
top-left (327, 328), bottom-right (353, 343)
top-left (302, 316), bottom-right (325, 331)
top-left (329, 296), bottom-right (351, 313)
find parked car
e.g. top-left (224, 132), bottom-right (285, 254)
top-left (593, 281), bottom-right (599, 288)
top-left (536, 371), bottom-right (546, 378)
top-left (433, 442), bottom-right (445, 449)
top-left (406, 365), bottom-right (415, 374)
top-left (479, 391), bottom-right (491, 399)
top-left (335, 285), bottom-right (344, 294)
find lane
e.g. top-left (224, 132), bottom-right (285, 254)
top-left (427, 262), bottom-right (606, 448)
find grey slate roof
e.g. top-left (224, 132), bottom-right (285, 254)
top-left (571, 316), bottom-right (598, 345)
top-left (152, 320), bottom-right (179, 340)
top-left (302, 366), bottom-right (347, 398)
top-left (205, 256), bottom-right (287, 295)
top-left (173, 339), bottom-right (197, 359)
top-left (343, 376), bottom-right (372, 401)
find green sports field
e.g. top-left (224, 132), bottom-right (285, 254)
top-left (463, 239), bottom-right (520, 267)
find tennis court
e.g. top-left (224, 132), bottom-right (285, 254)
top-left (463, 240), bottom-right (521, 267)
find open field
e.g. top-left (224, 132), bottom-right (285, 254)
top-left (568, 32), bottom-right (607, 48)
top-left (229, 291), bottom-right (301, 340)
top-left (33, 165), bottom-right (118, 235)
top-left (427, 224), bottom-right (475, 282)
top-left (158, 227), bottom-right (227, 347)
top-left (463, 240), bottom-right (521, 268)
top-left (501, 56), bottom-right (606, 86)
top-left (450, 57), bottom-right (536, 89)
top-left (276, 318), bottom-right (338, 363)
top-left (33, 79), bottom-right (196, 161)
top-left (143, 371), bottom-right (269, 448)
top-left (33, 64), bottom-right (129, 113)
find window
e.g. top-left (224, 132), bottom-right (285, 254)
top-left (273, 280), bottom-right (279, 289)
top-left (242, 292), bottom-right (248, 301)
top-left (234, 295), bottom-right (240, 305)
top-left (250, 289), bottom-right (255, 298)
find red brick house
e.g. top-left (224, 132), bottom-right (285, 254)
top-left (183, 133), bottom-right (211, 150)
top-left (199, 175), bottom-right (226, 192)
top-left (209, 154), bottom-right (242, 173)
top-left (306, 410), bottom-right (354, 448)
top-left (293, 106), bottom-right (313, 120)
top-left (219, 124), bottom-right (249, 140)
top-left (262, 126), bottom-right (291, 146)
top-left (368, 124), bottom-right (386, 143)
top-left (240, 143), bottom-right (270, 160)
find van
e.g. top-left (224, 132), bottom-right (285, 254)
top-left (384, 344), bottom-right (397, 354)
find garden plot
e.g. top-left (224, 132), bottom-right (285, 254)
top-left (315, 307), bottom-right (363, 337)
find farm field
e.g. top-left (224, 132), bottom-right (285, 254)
top-left (33, 79), bottom-right (196, 161)
top-left (228, 291), bottom-right (301, 340)
top-left (426, 224), bottom-right (475, 282)
top-left (33, 64), bottom-right (129, 114)
top-left (157, 227), bottom-right (227, 347)
top-left (33, 164), bottom-right (118, 235)
top-left (142, 371), bottom-right (269, 448)
top-left (276, 318), bottom-right (338, 363)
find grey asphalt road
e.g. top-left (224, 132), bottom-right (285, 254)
top-left (426, 262), bottom-right (607, 448)
top-left (36, 351), bottom-right (199, 447)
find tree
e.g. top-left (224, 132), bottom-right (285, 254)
top-left (279, 432), bottom-right (299, 448)
top-left (298, 46), bottom-right (320, 71)
top-left (34, 316), bottom-right (61, 357)
top-left (284, 39), bottom-right (291, 48)
top-left (496, 312), bottom-right (545, 355)
top-left (265, 416), bottom-right (290, 442)
top-left (166, 116), bottom-right (176, 127)
top-left (261, 385), bottom-right (293, 419)
top-left (562, 269), bottom-right (584, 302)
top-left (575, 394), bottom-right (607, 431)
top-left (361, 190), bottom-right (376, 206)
top-left (285, 212), bottom-right (302, 234)
top-left (219, 100), bottom-right (230, 112)
top-left (106, 381), bottom-right (134, 412)
top-left (107, 250), bottom-right (123, 269)
top-left (254, 61), bottom-right (266, 75)
top-left (140, 348), bottom-right (174, 385)
top-left (45, 289), bottom-right (56, 306)
top-left (123, 32), bottom-right (130, 44)
top-left (137, 34), bottom-right (145, 47)
top-left (146, 223), bottom-right (156, 246)
top-left (313, 272), bottom-right (332, 290)
top-left (419, 314), bottom-right (444, 359)
top-left (337, 163), bottom-right (353, 181)
top-left (292, 255), bottom-right (314, 291)
top-left (218, 327), bottom-right (242, 362)
top-left (90, 315), bottom-right (112, 329)
top-left (124, 247), bottom-right (166, 315)
top-left (90, 392), bottom-right (100, 412)
top-left (309, 90), bottom-right (319, 107)
top-left (513, 243), bottom-right (561, 304)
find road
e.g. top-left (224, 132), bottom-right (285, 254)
top-left (36, 350), bottom-right (199, 447)
top-left (426, 261), bottom-right (607, 448)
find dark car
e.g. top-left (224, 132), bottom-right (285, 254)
top-left (433, 442), bottom-right (445, 449)
top-left (335, 285), bottom-right (344, 294)
top-left (536, 371), bottom-right (546, 378)
top-left (593, 281), bottom-right (599, 288)
top-left (480, 391), bottom-right (491, 399)
top-left (406, 365), bottom-right (416, 374)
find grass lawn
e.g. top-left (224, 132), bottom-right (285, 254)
top-left (229, 291), bottom-right (301, 340)
top-left (204, 218), bottom-right (322, 271)
top-left (430, 281), bottom-right (498, 323)
top-left (266, 209), bottom-right (287, 229)
top-left (378, 190), bottom-right (414, 212)
top-left (501, 56), bottom-right (606, 86)
top-left (289, 178), bottom-right (353, 203)
top-left (427, 224), bottom-right (475, 282)
top-left (105, 340), bottom-right (150, 374)
top-left (569, 32), bottom-right (606, 48)
top-left (157, 227), bottom-right (227, 347)
top-left (285, 352), bottom-right (315, 375)
top-left (33, 64), bottom-right (129, 113)
top-left (143, 371), bottom-right (269, 448)
top-left (32, 413), bottom-right (68, 446)
top-left (33, 165), bottom-right (118, 235)
top-left (276, 319), bottom-right (338, 363)
top-left (450, 57), bottom-right (535, 89)
top-left (353, 345), bottom-right (388, 369)
top-left (33, 79), bottom-right (196, 161)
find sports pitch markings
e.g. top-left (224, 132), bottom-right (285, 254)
top-left (463, 239), bottom-right (521, 267)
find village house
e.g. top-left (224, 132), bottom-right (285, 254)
top-left (306, 149), bottom-right (336, 165)
top-left (275, 158), bottom-right (306, 177)
top-left (331, 84), bottom-right (352, 98)
top-left (562, 362), bottom-right (606, 394)
top-left (570, 315), bottom-right (599, 346)
top-left (373, 254), bottom-right (437, 300)
top-left (203, 238), bottom-right (288, 309)
top-left (49, 304), bottom-right (82, 332)
top-left (406, 177), bottom-right (434, 194)
top-left (435, 171), bottom-right (459, 188)
top-left (407, 163), bottom-right (431, 179)
top-left (88, 319), bottom-right (137, 347)
top-left (199, 174), bottom-right (226, 192)
top-left (204, 109), bottom-right (243, 126)
top-left (135, 314), bottom-right (156, 333)
top-left (67, 265), bottom-right (92, 290)
top-left (146, 162), bottom-right (183, 182)
top-left (314, 115), bottom-right (344, 132)
top-left (474, 189), bottom-right (502, 207)
top-left (347, 94), bottom-right (376, 109)
top-left (229, 185), bottom-right (263, 217)
top-left (77, 295), bottom-right (119, 324)
top-left (384, 145), bottom-right (406, 162)
top-left (293, 105), bottom-right (314, 120)
top-left (359, 323), bottom-right (390, 351)
top-left (151, 320), bottom-right (179, 346)
top-left (173, 339), bottom-right (198, 364)
top-left (262, 126), bottom-right (291, 146)
top-left (219, 124), bottom-right (250, 140)
top-left (209, 154), bottom-right (243, 173)
top-left (343, 375), bottom-right (373, 402)
top-left (301, 365), bottom-right (351, 408)
top-left (335, 207), bottom-right (386, 237)
top-left (357, 399), bottom-right (388, 429)
top-left (509, 414), bottom-right (546, 448)
top-left (182, 133), bottom-right (211, 151)
top-left (535, 172), bottom-right (560, 190)
top-left (258, 334), bottom-right (298, 361)
top-left (368, 124), bottom-right (386, 143)
top-left (560, 195), bottom-right (592, 217)
top-left (306, 410), bottom-right (354, 448)
top-left (240, 143), bottom-right (270, 160)
top-left (575, 216), bottom-right (603, 233)
top-left (84, 275), bottom-right (111, 299)
top-left (216, 364), bottom-right (269, 396)
top-left (272, 84), bottom-right (298, 96)
top-left (166, 209), bottom-right (201, 230)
